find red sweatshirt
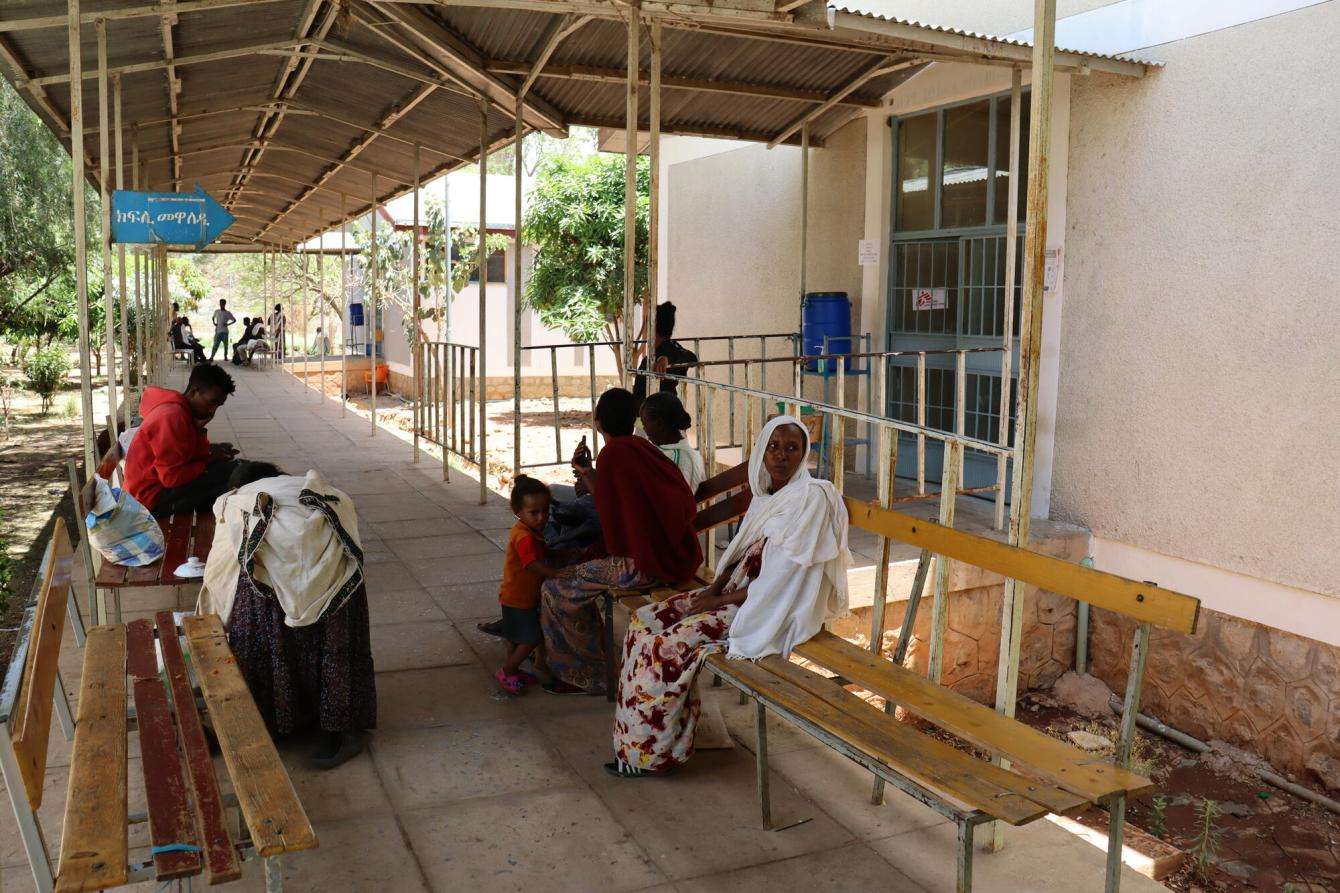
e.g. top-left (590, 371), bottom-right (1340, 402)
top-left (123, 386), bottom-right (212, 510)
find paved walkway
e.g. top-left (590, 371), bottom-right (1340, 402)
top-left (3, 366), bottom-right (1164, 891)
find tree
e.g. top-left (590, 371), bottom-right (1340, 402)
top-left (521, 153), bottom-right (649, 370)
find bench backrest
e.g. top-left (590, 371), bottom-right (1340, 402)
top-left (1, 519), bottom-right (73, 809)
top-left (843, 497), bottom-right (1200, 635)
top-left (692, 461), bottom-right (751, 534)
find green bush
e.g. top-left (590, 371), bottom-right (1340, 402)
top-left (22, 345), bottom-right (70, 413)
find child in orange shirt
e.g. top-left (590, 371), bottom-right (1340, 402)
top-left (494, 476), bottom-right (563, 694)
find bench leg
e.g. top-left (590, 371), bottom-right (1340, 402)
top-left (754, 700), bottom-right (772, 830)
top-left (264, 854), bottom-right (284, 892)
top-left (54, 670), bottom-right (75, 741)
top-left (956, 821), bottom-right (975, 893)
top-left (603, 593), bottom-right (616, 702)
top-left (1104, 794), bottom-right (1127, 893)
top-left (0, 724), bottom-right (55, 892)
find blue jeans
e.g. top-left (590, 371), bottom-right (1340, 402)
top-left (209, 331), bottom-right (228, 359)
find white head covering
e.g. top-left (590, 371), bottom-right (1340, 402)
top-left (720, 415), bottom-right (850, 659)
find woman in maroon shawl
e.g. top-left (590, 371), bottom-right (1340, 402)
top-left (539, 388), bottom-right (701, 694)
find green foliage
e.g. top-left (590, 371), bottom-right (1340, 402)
top-left (1191, 797), bottom-right (1221, 878)
top-left (22, 344), bottom-right (70, 413)
top-left (1148, 794), bottom-right (1168, 839)
top-left (521, 152), bottom-right (648, 363)
top-left (0, 508), bottom-right (13, 614)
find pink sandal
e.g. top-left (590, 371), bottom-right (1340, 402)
top-left (495, 668), bottom-right (526, 695)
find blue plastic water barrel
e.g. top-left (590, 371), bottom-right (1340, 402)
top-left (801, 292), bottom-right (852, 371)
top-left (348, 302), bottom-right (365, 326)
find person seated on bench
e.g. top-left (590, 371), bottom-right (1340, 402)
top-left (199, 460), bottom-right (376, 770)
top-left (175, 315), bottom-right (207, 364)
top-left (606, 416), bottom-right (850, 778)
top-left (539, 388), bottom-right (701, 696)
top-left (233, 317), bottom-right (270, 366)
top-left (640, 391), bottom-right (705, 492)
top-left (124, 363), bottom-right (240, 517)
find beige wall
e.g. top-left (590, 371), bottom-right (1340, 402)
top-left (1054, 3), bottom-right (1340, 596)
top-left (852, 0), bottom-right (1119, 36)
top-left (667, 119), bottom-right (866, 437)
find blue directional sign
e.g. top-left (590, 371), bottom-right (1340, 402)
top-left (111, 184), bottom-right (235, 248)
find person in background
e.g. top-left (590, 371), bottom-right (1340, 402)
top-left (313, 325), bottom-right (330, 356)
top-left (538, 388), bottom-right (701, 695)
top-left (633, 302), bottom-right (698, 405)
top-left (267, 303), bottom-right (286, 359)
top-left (178, 316), bottom-right (207, 364)
top-left (169, 302), bottom-right (183, 346)
top-left (123, 363), bottom-right (240, 516)
top-left (232, 317), bottom-right (268, 365)
top-left (209, 298), bottom-right (236, 360)
top-left (491, 476), bottom-right (565, 694)
top-left (640, 391), bottom-right (706, 494)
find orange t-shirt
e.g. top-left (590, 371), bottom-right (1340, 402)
top-left (499, 521), bottom-right (546, 609)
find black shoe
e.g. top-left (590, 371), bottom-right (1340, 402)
top-left (476, 618), bottom-right (505, 638)
top-left (309, 731), bottom-right (366, 771)
top-left (542, 680), bottom-right (587, 695)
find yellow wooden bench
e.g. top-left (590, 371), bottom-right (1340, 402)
top-left (636, 497), bottom-right (1200, 893)
top-left (0, 521), bottom-right (318, 892)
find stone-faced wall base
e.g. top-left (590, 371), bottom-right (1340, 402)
top-left (1088, 606), bottom-right (1339, 792)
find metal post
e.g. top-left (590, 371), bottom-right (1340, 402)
top-left (621, 7), bottom-right (639, 387)
top-left (1106, 622), bottom-right (1151, 891)
top-left (646, 18), bottom-right (661, 392)
top-left (799, 122), bottom-right (809, 304)
top-left (588, 343), bottom-right (598, 451)
top-left (318, 221), bottom-right (326, 405)
top-left (990, 0), bottom-right (1057, 854)
top-left (550, 347), bottom-right (561, 463)
top-left (956, 821), bottom-right (975, 893)
top-left (478, 98), bottom-right (489, 504)
top-left (512, 114), bottom-right (523, 479)
top-left (994, 68), bottom-right (1022, 531)
top-left (443, 163), bottom-right (453, 345)
top-left (754, 700), bottom-right (771, 830)
top-left (1, 720), bottom-right (56, 892)
top-left (301, 251), bottom-right (310, 386)
top-left (96, 18), bottom-right (118, 441)
top-left (340, 194), bottom-right (347, 417)
top-left (131, 128), bottom-right (142, 395)
top-left (413, 145), bottom-right (423, 457)
top-left (69, 0), bottom-right (96, 473)
top-left (370, 173), bottom-right (379, 436)
top-left (916, 352), bottom-right (927, 495)
top-left (830, 362), bottom-right (846, 490)
top-left (113, 74), bottom-right (130, 416)
top-left (926, 439), bottom-right (961, 683)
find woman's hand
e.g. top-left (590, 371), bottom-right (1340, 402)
top-left (687, 587), bottom-right (721, 615)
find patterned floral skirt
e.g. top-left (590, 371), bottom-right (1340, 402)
top-left (539, 555), bottom-right (649, 694)
top-left (226, 573), bottom-right (378, 737)
top-left (612, 589), bottom-right (738, 772)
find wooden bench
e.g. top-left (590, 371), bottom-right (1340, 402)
top-left (600, 460), bottom-right (752, 698)
top-left (69, 434), bottom-right (217, 625)
top-left (627, 497), bottom-right (1200, 892)
top-left (1, 520), bottom-right (318, 892)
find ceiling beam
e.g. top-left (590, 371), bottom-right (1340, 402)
top-left (28, 37), bottom-right (304, 86)
top-left (159, 2), bottom-right (183, 190)
top-left (566, 113), bottom-right (823, 148)
top-left (0, 32), bottom-right (71, 137)
top-left (487, 58), bottom-right (881, 108)
top-left (142, 139), bottom-right (416, 184)
top-left (767, 56), bottom-right (918, 148)
top-left (368, 1), bottom-right (567, 136)
top-left (517, 14), bottom-right (591, 100)
top-left (0, 0), bottom-right (289, 33)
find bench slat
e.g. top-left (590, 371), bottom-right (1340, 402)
top-left (125, 619), bottom-right (157, 681)
top-left (695, 460), bottom-right (748, 503)
top-left (795, 632), bottom-right (1153, 803)
top-left (10, 520), bottom-right (73, 809)
top-left (842, 498), bottom-right (1201, 634)
top-left (694, 490), bottom-right (752, 534)
top-left (758, 655), bottom-right (1088, 818)
top-left (121, 558), bottom-right (163, 585)
top-left (705, 652), bottom-right (1047, 826)
top-left (189, 514), bottom-right (216, 564)
top-left (184, 614), bottom-right (317, 857)
top-left (159, 514), bottom-right (195, 585)
top-left (131, 678), bottom-right (202, 881)
top-left (56, 626), bottom-right (129, 893)
top-left (93, 560), bottom-right (135, 587)
top-left (155, 612), bottom-right (241, 884)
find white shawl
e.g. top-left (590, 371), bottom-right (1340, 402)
top-left (722, 416), bottom-right (850, 660)
top-left (199, 469), bottom-right (363, 627)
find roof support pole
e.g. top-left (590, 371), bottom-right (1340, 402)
top-left (799, 120), bottom-right (809, 307)
top-left (96, 19), bottom-right (118, 441)
top-left (621, 5), bottom-right (640, 386)
top-left (477, 97), bottom-right (489, 505)
top-left (113, 74), bottom-right (131, 417)
top-left (511, 111), bottom-right (523, 480)
top-left (412, 144), bottom-right (422, 461)
top-left (645, 19), bottom-right (660, 385)
top-left (370, 174), bottom-right (379, 438)
top-left (132, 129), bottom-right (143, 395)
top-left (340, 194), bottom-right (347, 419)
top-left (994, 67), bottom-right (1022, 533)
top-left (68, 0), bottom-right (95, 473)
top-left (302, 249), bottom-right (309, 385)
top-left (318, 215), bottom-right (326, 406)
top-left (990, 0), bottom-right (1056, 855)
top-left (443, 165), bottom-right (452, 345)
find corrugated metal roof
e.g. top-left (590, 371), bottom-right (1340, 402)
top-left (0, 1), bottom-right (1151, 248)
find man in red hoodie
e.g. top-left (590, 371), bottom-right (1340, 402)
top-left (125, 363), bottom-right (240, 517)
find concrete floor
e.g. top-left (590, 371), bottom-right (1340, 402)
top-left (2, 366), bottom-right (1165, 892)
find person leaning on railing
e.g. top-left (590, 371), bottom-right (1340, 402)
top-left (633, 302), bottom-right (698, 405)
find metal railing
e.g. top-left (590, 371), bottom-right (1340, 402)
top-left (417, 341), bottom-right (481, 477)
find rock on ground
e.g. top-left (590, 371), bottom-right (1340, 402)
top-left (1049, 671), bottom-right (1117, 719)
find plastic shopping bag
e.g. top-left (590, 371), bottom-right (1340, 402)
top-left (85, 475), bottom-right (165, 566)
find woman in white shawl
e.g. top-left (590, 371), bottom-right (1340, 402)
top-left (607, 416), bottom-right (850, 778)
